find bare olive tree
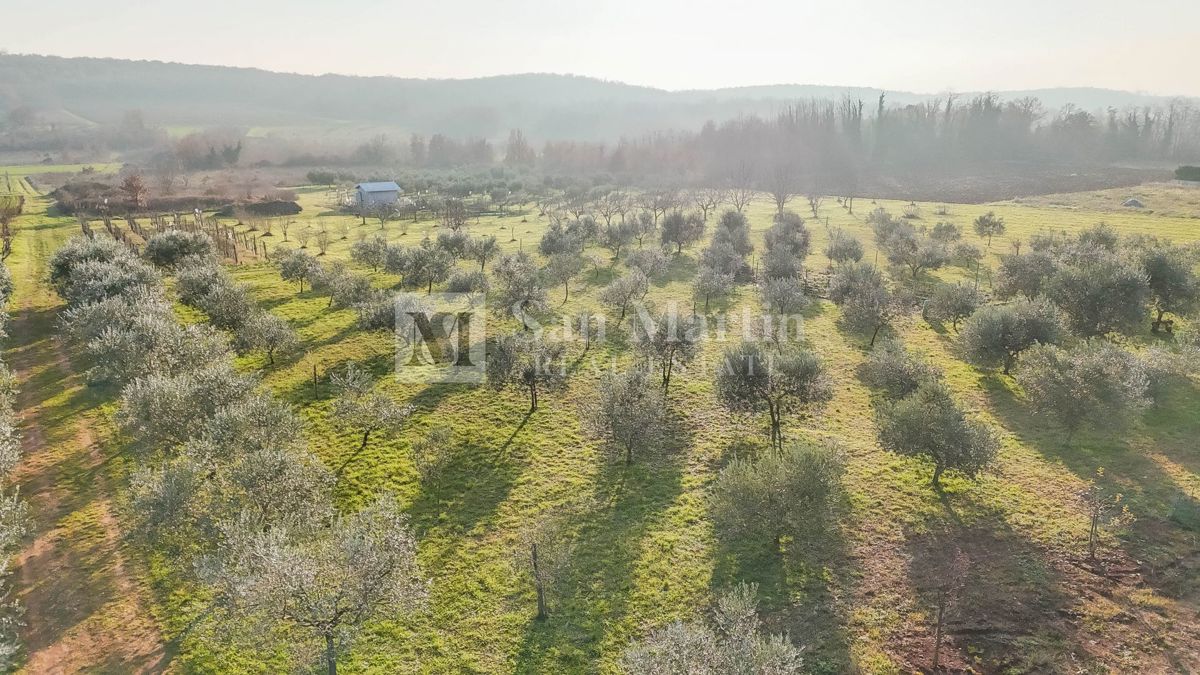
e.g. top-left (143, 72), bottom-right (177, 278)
top-left (206, 495), bottom-right (428, 675)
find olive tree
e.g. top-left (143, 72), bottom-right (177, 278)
top-left (923, 283), bottom-right (982, 330)
top-left (828, 263), bottom-right (907, 346)
top-left (824, 231), bottom-right (863, 266)
top-left (118, 362), bottom-right (258, 447)
top-left (277, 248), bottom-right (321, 293)
top-left (131, 406), bottom-right (332, 555)
top-left (468, 235), bottom-right (500, 272)
top-left (599, 221), bottom-right (635, 260)
top-left (49, 236), bottom-right (133, 294)
top-left (636, 312), bottom-right (702, 392)
top-left (1016, 341), bottom-right (1150, 442)
top-left (994, 250), bottom-right (1057, 300)
top-left (880, 226), bottom-right (949, 278)
top-left (144, 230), bottom-right (214, 268)
top-left (972, 211), bottom-right (1006, 248)
top-left (586, 367), bottom-right (668, 464)
top-left (693, 266), bottom-right (733, 313)
top-left (620, 583), bottom-right (803, 674)
top-left (876, 380), bottom-right (998, 488)
top-left (205, 495), bottom-right (428, 675)
top-left (405, 239), bottom-right (455, 294)
top-left (625, 248), bottom-right (670, 281)
top-left (710, 441), bottom-right (844, 551)
top-left (763, 211), bottom-right (811, 259)
top-left (857, 339), bottom-right (940, 399)
top-left (959, 299), bottom-right (1062, 374)
top-left (80, 308), bottom-right (231, 384)
top-left (539, 221), bottom-right (583, 257)
top-left (349, 235), bottom-right (388, 272)
top-left (1046, 255), bottom-right (1149, 337)
top-left (236, 311), bottom-right (298, 365)
top-left (600, 270), bottom-right (649, 327)
top-left (57, 257), bottom-right (160, 307)
top-left (760, 277), bottom-right (808, 315)
top-left (516, 513), bottom-right (575, 621)
top-left (659, 211), bottom-right (705, 254)
top-left (330, 364), bottom-right (415, 451)
top-left (1080, 468), bottom-right (1135, 562)
top-left (1137, 244), bottom-right (1200, 332)
top-left (486, 333), bottom-right (567, 412)
top-left (544, 253), bottom-right (582, 303)
top-left (494, 252), bottom-right (549, 330)
top-left (715, 342), bottom-right (832, 450)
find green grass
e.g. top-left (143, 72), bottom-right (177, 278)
top-left (14, 176), bottom-right (1200, 672)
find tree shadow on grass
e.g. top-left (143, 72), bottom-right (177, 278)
top-left (407, 434), bottom-right (522, 543)
top-left (659, 253), bottom-right (698, 286)
top-left (706, 446), bottom-right (855, 675)
top-left (1141, 376), bottom-right (1200, 477)
top-left (982, 375), bottom-right (1187, 521)
top-left (512, 411), bottom-right (692, 672)
top-left (900, 517), bottom-right (1079, 674)
top-left (981, 375), bottom-right (1200, 603)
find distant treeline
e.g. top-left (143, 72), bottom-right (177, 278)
top-left (326, 94), bottom-right (1200, 190)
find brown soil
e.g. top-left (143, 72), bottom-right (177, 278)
top-left (7, 230), bottom-right (168, 672)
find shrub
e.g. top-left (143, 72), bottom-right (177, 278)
top-left (620, 583), bottom-right (803, 674)
top-left (446, 270), bottom-right (490, 293)
top-left (858, 340), bottom-right (940, 399)
top-left (144, 231), bottom-right (214, 268)
top-left (1175, 165), bottom-right (1200, 182)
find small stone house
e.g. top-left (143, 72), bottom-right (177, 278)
top-left (354, 181), bottom-right (402, 208)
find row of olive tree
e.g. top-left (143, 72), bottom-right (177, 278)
top-left (51, 235), bottom-right (427, 675)
top-left (993, 224), bottom-right (1200, 336)
top-left (0, 257), bottom-right (27, 668)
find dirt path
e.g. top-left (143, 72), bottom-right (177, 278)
top-left (6, 197), bottom-right (168, 673)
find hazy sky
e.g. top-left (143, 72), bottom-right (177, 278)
top-left (6, 0), bottom-right (1198, 95)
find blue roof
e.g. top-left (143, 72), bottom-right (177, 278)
top-left (355, 181), bottom-right (401, 193)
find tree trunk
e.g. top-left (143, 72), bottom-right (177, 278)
top-left (532, 543), bottom-right (548, 619)
top-left (1088, 513), bottom-right (1099, 561)
top-left (870, 323), bottom-right (882, 347)
top-left (325, 632), bottom-right (337, 675)
top-left (359, 429), bottom-right (371, 451)
top-left (932, 596), bottom-right (946, 670)
top-left (931, 463), bottom-right (944, 489)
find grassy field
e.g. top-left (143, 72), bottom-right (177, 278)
top-left (4, 189), bottom-right (166, 671)
top-left (1, 163), bottom-right (121, 179)
top-left (8, 178), bottom-right (1200, 672)
top-left (1009, 181), bottom-right (1200, 219)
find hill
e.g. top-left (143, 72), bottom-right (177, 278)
top-left (1, 54), bottom-right (1194, 141)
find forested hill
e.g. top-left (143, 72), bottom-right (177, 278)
top-left (0, 53), bottom-right (1192, 141)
